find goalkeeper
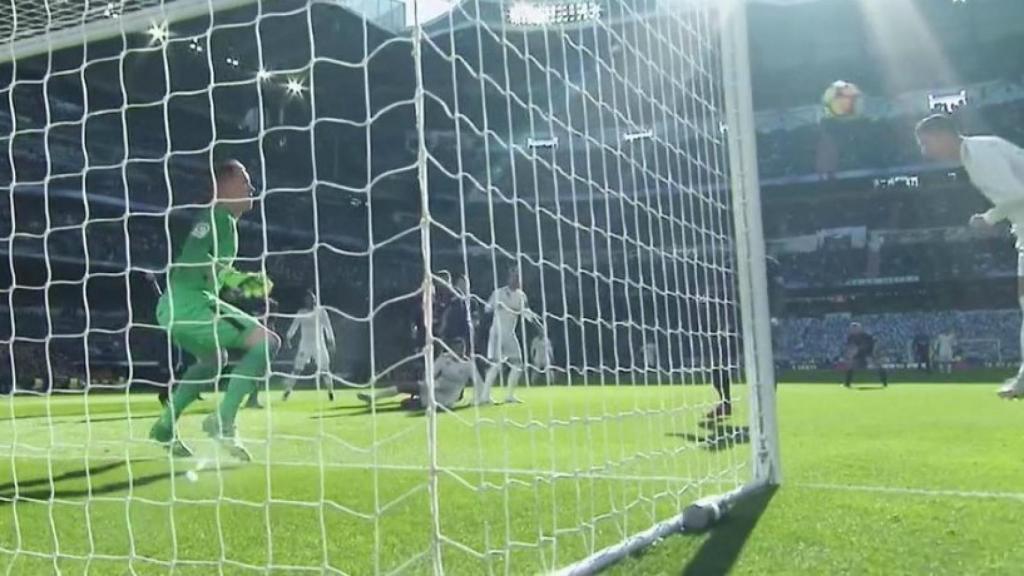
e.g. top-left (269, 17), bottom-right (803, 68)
top-left (149, 160), bottom-right (280, 460)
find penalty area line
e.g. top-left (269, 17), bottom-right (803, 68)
top-left (797, 482), bottom-right (1024, 502)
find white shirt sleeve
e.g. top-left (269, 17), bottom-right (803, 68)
top-left (963, 137), bottom-right (1024, 224)
top-left (320, 308), bottom-right (335, 347)
top-left (286, 315), bottom-right (301, 343)
top-left (520, 293), bottom-right (540, 324)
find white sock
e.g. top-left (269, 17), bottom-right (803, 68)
top-left (480, 364), bottom-right (499, 403)
top-left (283, 378), bottom-right (297, 393)
top-left (506, 367), bottom-right (522, 399)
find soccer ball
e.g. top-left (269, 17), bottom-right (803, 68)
top-left (822, 80), bottom-right (862, 119)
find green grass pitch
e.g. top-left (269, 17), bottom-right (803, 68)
top-left (1, 382), bottom-right (1022, 575)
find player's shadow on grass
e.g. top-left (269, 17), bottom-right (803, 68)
top-left (72, 406), bottom-right (215, 425)
top-left (679, 485), bottom-right (777, 576)
top-left (310, 404), bottom-right (405, 419)
top-left (0, 460), bottom-right (126, 494)
top-left (0, 460), bottom-right (189, 505)
top-left (312, 403), bottom-right (475, 419)
top-left (668, 421), bottom-right (751, 452)
top-left (76, 413), bottom-right (160, 424)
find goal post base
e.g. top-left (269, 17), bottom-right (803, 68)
top-left (552, 480), bottom-right (775, 576)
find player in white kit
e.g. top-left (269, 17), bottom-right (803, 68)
top-left (917, 114), bottom-right (1024, 397)
top-left (529, 334), bottom-right (553, 382)
top-left (934, 331), bottom-right (956, 374)
top-left (643, 341), bottom-right (657, 370)
top-left (282, 292), bottom-right (336, 401)
top-left (357, 338), bottom-right (479, 410)
top-left (478, 266), bottom-right (540, 404)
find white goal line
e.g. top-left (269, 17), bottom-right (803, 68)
top-left (0, 450), bottom-right (721, 485)
top-left (798, 482), bottom-right (1024, 503)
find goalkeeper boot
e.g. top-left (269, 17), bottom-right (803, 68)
top-left (357, 392), bottom-right (374, 406)
top-left (148, 423), bottom-right (193, 458)
top-left (282, 389), bottom-right (292, 402)
top-left (998, 377), bottom-right (1024, 399)
top-left (202, 415), bottom-right (252, 463)
top-left (328, 390), bottom-right (335, 402)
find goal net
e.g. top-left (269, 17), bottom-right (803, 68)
top-left (958, 338), bottom-right (1002, 365)
top-left (0, 0), bottom-right (777, 573)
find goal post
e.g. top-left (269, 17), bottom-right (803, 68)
top-left (0, 0), bottom-right (779, 573)
top-left (720, 0), bottom-right (781, 486)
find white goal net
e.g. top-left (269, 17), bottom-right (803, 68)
top-left (0, 0), bottom-right (777, 573)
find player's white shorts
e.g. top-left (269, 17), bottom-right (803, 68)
top-left (937, 350), bottom-right (955, 363)
top-left (1017, 248), bottom-right (1024, 277)
top-left (488, 329), bottom-right (523, 365)
top-left (294, 346), bottom-right (330, 372)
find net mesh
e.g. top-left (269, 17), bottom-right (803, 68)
top-left (0, 0), bottom-right (757, 573)
top-left (2, 1), bottom-right (171, 44)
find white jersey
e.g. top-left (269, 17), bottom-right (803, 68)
top-left (962, 136), bottom-right (1024, 229)
top-left (422, 353), bottom-right (480, 408)
top-left (644, 343), bottom-right (657, 368)
top-left (935, 333), bottom-right (956, 360)
top-left (486, 286), bottom-right (536, 335)
top-left (287, 306), bottom-right (335, 354)
top-left (531, 336), bottom-right (552, 368)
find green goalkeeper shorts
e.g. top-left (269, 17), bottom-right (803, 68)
top-left (156, 292), bottom-right (261, 357)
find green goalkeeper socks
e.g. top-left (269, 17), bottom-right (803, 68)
top-left (157, 360), bottom-right (220, 430)
top-left (218, 341), bottom-right (272, 430)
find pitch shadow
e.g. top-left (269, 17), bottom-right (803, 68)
top-left (311, 402), bottom-right (477, 419)
top-left (77, 414), bottom-right (159, 424)
top-left (310, 403), bottom-right (407, 419)
top-left (680, 485), bottom-right (778, 576)
top-left (0, 470), bottom-right (185, 505)
top-left (0, 460), bottom-right (127, 493)
top-left (403, 403), bottom-right (475, 418)
top-left (0, 459), bottom-right (187, 505)
top-left (668, 421), bottom-right (751, 452)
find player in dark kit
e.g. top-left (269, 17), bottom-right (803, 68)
top-left (843, 323), bottom-right (888, 388)
top-left (912, 332), bottom-right (931, 373)
top-left (437, 273), bottom-right (472, 345)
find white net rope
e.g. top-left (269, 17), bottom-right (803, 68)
top-left (0, 0), bottom-right (756, 573)
top-left (1, 1), bottom-right (166, 44)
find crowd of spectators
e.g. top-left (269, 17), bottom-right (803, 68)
top-left (0, 305), bottom-right (167, 393)
top-left (777, 309), bottom-right (1020, 366)
top-left (755, 83), bottom-right (1024, 181)
top-left (757, 115), bottom-right (921, 180)
top-left (762, 188), bottom-right (989, 239)
top-left (775, 236), bottom-right (1018, 288)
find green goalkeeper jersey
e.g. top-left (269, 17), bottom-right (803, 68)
top-left (167, 205), bottom-right (239, 299)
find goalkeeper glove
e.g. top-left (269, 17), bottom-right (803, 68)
top-left (219, 267), bottom-right (274, 300)
top-left (239, 273), bottom-right (273, 299)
